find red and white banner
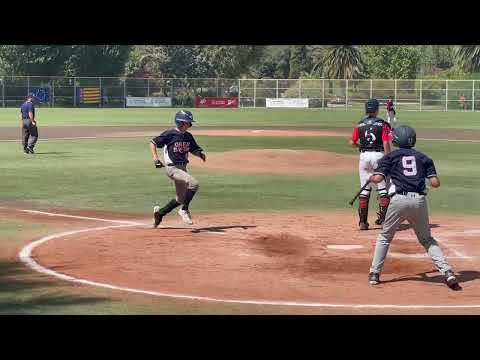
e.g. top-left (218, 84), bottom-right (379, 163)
top-left (195, 96), bottom-right (239, 108)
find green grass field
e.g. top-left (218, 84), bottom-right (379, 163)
top-left (1, 107), bottom-right (480, 129)
top-left (1, 107), bottom-right (480, 314)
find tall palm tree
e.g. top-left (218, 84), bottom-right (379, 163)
top-left (321, 45), bottom-right (364, 79)
top-left (455, 45), bottom-right (480, 71)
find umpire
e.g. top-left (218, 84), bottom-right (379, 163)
top-left (20, 94), bottom-right (38, 154)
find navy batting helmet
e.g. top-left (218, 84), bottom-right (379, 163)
top-left (174, 110), bottom-right (195, 127)
top-left (365, 98), bottom-right (379, 113)
top-left (392, 125), bottom-right (416, 148)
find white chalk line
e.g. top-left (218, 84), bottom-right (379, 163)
top-left (13, 207), bottom-right (480, 309)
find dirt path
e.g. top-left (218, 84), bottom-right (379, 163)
top-left (2, 126), bottom-right (480, 141)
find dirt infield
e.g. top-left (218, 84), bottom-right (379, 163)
top-left (25, 209), bottom-right (480, 314)
top-left (189, 149), bottom-right (358, 175)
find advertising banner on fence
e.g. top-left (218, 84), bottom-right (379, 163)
top-left (266, 98), bottom-right (309, 108)
top-left (195, 97), bottom-right (239, 108)
top-left (126, 97), bottom-right (172, 107)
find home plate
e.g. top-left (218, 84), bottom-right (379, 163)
top-left (327, 245), bottom-right (363, 250)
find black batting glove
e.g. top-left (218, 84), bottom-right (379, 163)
top-left (200, 152), bottom-right (206, 162)
top-left (154, 160), bottom-right (164, 168)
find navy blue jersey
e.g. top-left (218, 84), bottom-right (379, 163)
top-left (373, 148), bottom-right (437, 194)
top-left (151, 128), bottom-right (203, 165)
top-left (21, 101), bottom-right (35, 120)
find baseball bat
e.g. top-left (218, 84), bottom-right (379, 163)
top-left (348, 180), bottom-right (371, 206)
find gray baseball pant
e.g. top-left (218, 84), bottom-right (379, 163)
top-left (369, 193), bottom-right (452, 275)
top-left (165, 164), bottom-right (200, 204)
top-left (22, 119), bottom-right (38, 150)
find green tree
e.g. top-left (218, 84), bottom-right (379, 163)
top-left (251, 46), bottom-right (290, 78)
top-left (362, 46), bottom-right (421, 79)
top-left (0, 45), bottom-right (64, 75)
top-left (0, 45), bottom-right (131, 76)
top-left (289, 45), bottom-right (311, 78)
top-left (202, 46), bottom-right (265, 78)
top-left (63, 45), bottom-right (131, 76)
top-left (454, 45), bottom-right (480, 72)
top-left (321, 45), bottom-right (364, 79)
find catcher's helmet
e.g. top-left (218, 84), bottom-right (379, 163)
top-left (392, 125), bottom-right (416, 148)
top-left (365, 98), bottom-right (379, 113)
top-left (174, 110), bottom-right (195, 127)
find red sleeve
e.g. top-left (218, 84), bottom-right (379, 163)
top-left (382, 123), bottom-right (392, 141)
top-left (351, 127), bottom-right (360, 142)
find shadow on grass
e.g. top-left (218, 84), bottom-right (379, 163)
top-left (31, 152), bottom-right (72, 155)
top-left (0, 260), bottom-right (108, 314)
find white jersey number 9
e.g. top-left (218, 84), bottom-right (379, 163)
top-left (402, 156), bottom-right (417, 176)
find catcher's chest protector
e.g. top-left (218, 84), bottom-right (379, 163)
top-left (358, 117), bottom-right (386, 152)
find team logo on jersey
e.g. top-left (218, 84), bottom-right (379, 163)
top-left (173, 141), bottom-right (190, 153)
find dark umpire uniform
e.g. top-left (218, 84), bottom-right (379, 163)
top-left (21, 95), bottom-right (38, 154)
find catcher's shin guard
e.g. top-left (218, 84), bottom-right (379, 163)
top-left (358, 195), bottom-right (370, 228)
top-left (375, 195), bottom-right (390, 225)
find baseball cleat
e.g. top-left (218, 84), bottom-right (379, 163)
top-left (368, 272), bottom-right (380, 285)
top-left (153, 206), bottom-right (162, 228)
top-left (27, 147), bottom-right (35, 154)
top-left (375, 213), bottom-right (385, 225)
top-left (445, 270), bottom-right (461, 290)
top-left (359, 222), bottom-right (369, 230)
top-left (24, 148), bottom-right (29, 154)
top-left (178, 209), bottom-right (193, 225)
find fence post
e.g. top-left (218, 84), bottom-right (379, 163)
top-left (394, 79), bottom-right (397, 104)
top-left (238, 78), bottom-right (241, 108)
top-left (73, 77), bottom-right (77, 107)
top-left (27, 76), bottom-right (30, 96)
top-left (276, 79), bottom-right (279, 99)
top-left (473, 80), bottom-right (475, 112)
top-left (370, 79), bottom-right (373, 98)
top-left (419, 79), bottom-right (422, 111)
top-left (51, 79), bottom-right (54, 107)
top-left (299, 79), bottom-right (302, 98)
top-left (147, 78), bottom-right (150, 97)
top-left (253, 79), bottom-right (257, 108)
top-left (216, 78), bottom-right (219, 97)
top-left (445, 80), bottom-right (448, 112)
top-left (99, 77), bottom-right (102, 108)
top-left (322, 79), bottom-right (325, 110)
top-left (345, 79), bottom-right (348, 110)
top-left (123, 78), bottom-right (127, 108)
top-left (2, 79), bottom-right (4, 107)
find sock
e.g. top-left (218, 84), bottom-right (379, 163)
top-left (182, 189), bottom-right (197, 211)
top-left (159, 199), bottom-right (180, 216)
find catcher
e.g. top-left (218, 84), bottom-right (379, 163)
top-left (350, 99), bottom-right (392, 230)
top-left (149, 110), bottom-right (206, 227)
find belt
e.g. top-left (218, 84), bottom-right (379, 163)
top-left (167, 163), bottom-right (187, 166)
top-left (360, 149), bottom-right (383, 153)
top-left (393, 191), bottom-right (426, 197)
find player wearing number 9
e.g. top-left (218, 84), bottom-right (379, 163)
top-left (366, 125), bottom-right (460, 290)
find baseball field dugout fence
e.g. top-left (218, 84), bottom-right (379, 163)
top-left (0, 76), bottom-right (479, 111)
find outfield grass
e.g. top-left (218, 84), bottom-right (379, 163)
top-left (1, 135), bottom-right (479, 215)
top-left (1, 107), bottom-right (480, 129)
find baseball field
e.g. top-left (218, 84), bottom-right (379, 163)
top-left (1, 107), bottom-right (480, 314)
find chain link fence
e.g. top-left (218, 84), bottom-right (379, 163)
top-left (1, 76), bottom-right (478, 111)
